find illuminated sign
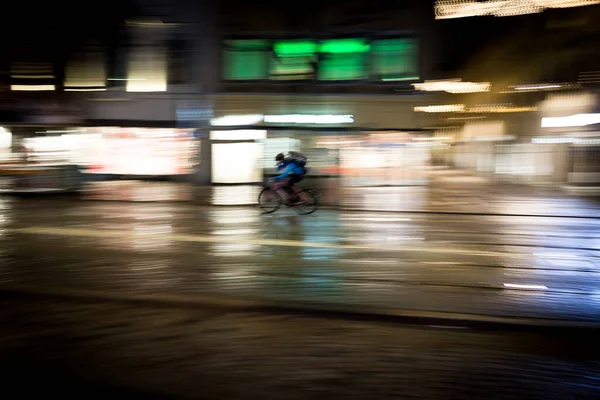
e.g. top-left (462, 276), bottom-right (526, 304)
top-left (223, 38), bottom-right (420, 81)
top-left (223, 40), bottom-right (270, 80)
top-left (271, 40), bottom-right (317, 80)
top-left (210, 114), bottom-right (264, 126)
top-left (318, 39), bottom-right (369, 81)
top-left (209, 114), bottom-right (355, 125)
top-left (372, 38), bottom-right (419, 81)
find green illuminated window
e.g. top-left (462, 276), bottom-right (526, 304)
top-left (317, 39), bottom-right (370, 81)
top-left (270, 40), bottom-right (317, 80)
top-left (223, 40), bottom-right (270, 80)
top-left (371, 38), bottom-right (419, 81)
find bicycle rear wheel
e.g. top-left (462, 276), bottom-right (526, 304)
top-left (258, 187), bottom-right (281, 214)
top-left (294, 188), bottom-right (320, 215)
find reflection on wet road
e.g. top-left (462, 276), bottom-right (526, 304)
top-left (1, 197), bottom-right (600, 322)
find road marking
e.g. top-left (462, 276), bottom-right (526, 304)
top-left (16, 226), bottom-right (528, 258)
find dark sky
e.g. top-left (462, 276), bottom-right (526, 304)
top-left (0, 0), bottom-right (555, 74)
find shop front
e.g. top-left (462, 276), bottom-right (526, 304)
top-left (8, 126), bottom-right (199, 178)
top-left (207, 93), bottom-right (434, 187)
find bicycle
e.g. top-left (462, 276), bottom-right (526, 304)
top-left (258, 181), bottom-right (321, 215)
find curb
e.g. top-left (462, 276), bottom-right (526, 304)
top-left (1, 284), bottom-right (599, 332)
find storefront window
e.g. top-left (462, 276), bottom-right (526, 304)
top-left (223, 40), bottom-right (270, 80)
top-left (317, 39), bottom-right (370, 81)
top-left (371, 38), bottom-right (419, 81)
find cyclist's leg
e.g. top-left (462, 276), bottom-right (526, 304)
top-left (273, 177), bottom-right (292, 201)
top-left (289, 175), bottom-right (305, 203)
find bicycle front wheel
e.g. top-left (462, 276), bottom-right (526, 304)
top-left (294, 188), bottom-right (320, 215)
top-left (258, 187), bottom-right (281, 214)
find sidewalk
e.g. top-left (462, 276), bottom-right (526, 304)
top-left (79, 171), bottom-right (600, 218)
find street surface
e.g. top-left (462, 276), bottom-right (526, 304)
top-left (2, 176), bottom-right (600, 399)
top-left (1, 293), bottom-right (599, 399)
top-left (0, 194), bottom-right (599, 324)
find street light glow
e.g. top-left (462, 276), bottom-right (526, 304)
top-left (413, 79), bottom-right (490, 93)
top-left (435, 0), bottom-right (600, 19)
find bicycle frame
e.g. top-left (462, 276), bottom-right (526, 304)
top-left (270, 183), bottom-right (308, 205)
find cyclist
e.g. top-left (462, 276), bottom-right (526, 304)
top-left (271, 152), bottom-right (307, 204)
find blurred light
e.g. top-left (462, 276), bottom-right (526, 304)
top-left (578, 71), bottom-right (600, 84)
top-left (382, 76), bottom-right (420, 82)
top-left (573, 138), bottom-right (600, 145)
top-left (264, 114), bottom-right (354, 124)
top-left (210, 130), bottom-right (267, 140)
top-left (126, 43), bottom-right (167, 92)
top-left (0, 127), bottom-right (12, 149)
top-left (534, 252), bottom-right (579, 259)
top-left (417, 104), bottom-right (535, 114)
top-left (212, 142), bottom-right (263, 183)
top-left (210, 114), bottom-right (264, 126)
top-left (540, 93), bottom-right (596, 112)
top-left (446, 116), bottom-right (487, 120)
top-left (11, 75), bottom-right (55, 79)
top-left (503, 283), bottom-right (548, 290)
top-left (273, 40), bottom-right (317, 56)
top-left (541, 113), bottom-right (600, 127)
top-left (65, 88), bottom-right (107, 92)
top-left (413, 79), bottom-right (490, 93)
top-left (316, 140), bottom-right (361, 145)
top-left (11, 85), bottom-right (55, 91)
top-left (412, 136), bottom-right (451, 141)
top-left (125, 19), bottom-right (178, 28)
top-left (435, 0), bottom-right (600, 19)
top-left (318, 39), bottom-right (370, 54)
top-left (43, 129), bottom-right (87, 134)
top-left (502, 83), bottom-right (583, 93)
top-left (514, 84), bottom-right (561, 91)
top-left (468, 104), bottom-right (537, 113)
top-left (474, 135), bottom-right (516, 141)
top-left (532, 136), bottom-right (600, 144)
top-left (414, 104), bottom-right (465, 113)
top-left (532, 137), bottom-right (575, 143)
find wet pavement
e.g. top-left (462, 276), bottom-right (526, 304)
top-left (1, 196), bottom-right (600, 324)
top-left (1, 293), bottom-right (599, 399)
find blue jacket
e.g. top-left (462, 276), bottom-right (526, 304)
top-left (274, 161), bottom-right (305, 180)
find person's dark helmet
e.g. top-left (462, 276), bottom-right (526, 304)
top-left (275, 153), bottom-right (285, 161)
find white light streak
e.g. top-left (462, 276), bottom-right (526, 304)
top-left (541, 113), bottom-right (600, 128)
top-left (414, 104), bottom-right (466, 113)
top-left (264, 114), bottom-right (354, 124)
top-left (503, 283), bottom-right (548, 290)
top-left (11, 85), bottom-right (55, 91)
top-left (210, 114), bottom-right (264, 127)
top-left (435, 0), bottom-right (600, 19)
top-left (413, 79), bottom-right (490, 93)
